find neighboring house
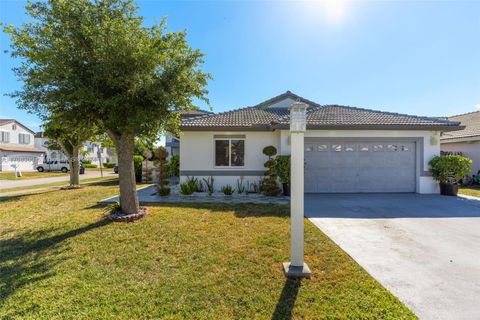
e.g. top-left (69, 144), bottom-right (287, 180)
top-left (179, 91), bottom-right (461, 194)
top-left (0, 119), bottom-right (44, 172)
top-left (165, 109), bottom-right (213, 159)
top-left (440, 111), bottom-right (480, 175)
top-left (34, 133), bottom-right (117, 166)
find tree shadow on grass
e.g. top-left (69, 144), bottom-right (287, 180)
top-left (271, 278), bottom-right (302, 320)
top-left (0, 219), bottom-right (111, 315)
top-left (126, 202), bottom-right (290, 219)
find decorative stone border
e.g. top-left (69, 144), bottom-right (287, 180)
top-left (108, 207), bottom-right (148, 222)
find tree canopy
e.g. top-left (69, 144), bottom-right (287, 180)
top-left (5, 0), bottom-right (210, 214)
top-left (6, 0), bottom-right (209, 137)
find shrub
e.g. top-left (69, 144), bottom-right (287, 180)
top-left (103, 162), bottom-right (116, 168)
top-left (133, 155), bottom-right (144, 182)
top-left (186, 176), bottom-right (202, 192)
top-left (276, 155), bottom-right (291, 184)
top-left (83, 163), bottom-right (98, 168)
top-left (203, 176), bottom-right (214, 195)
top-left (262, 146), bottom-right (277, 157)
top-left (221, 184), bottom-right (234, 195)
top-left (157, 147), bottom-right (170, 196)
top-left (82, 159), bottom-right (92, 165)
top-left (429, 155), bottom-right (472, 184)
top-left (236, 177), bottom-right (246, 194)
top-left (167, 155), bottom-right (180, 177)
top-left (261, 146), bottom-right (281, 196)
top-left (180, 182), bottom-right (195, 195)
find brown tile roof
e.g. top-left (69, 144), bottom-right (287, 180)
top-left (0, 144), bottom-right (45, 153)
top-left (441, 111), bottom-right (480, 141)
top-left (181, 91), bottom-right (461, 131)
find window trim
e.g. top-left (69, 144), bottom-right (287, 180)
top-left (213, 137), bottom-right (246, 168)
top-left (0, 131), bottom-right (10, 143)
top-left (18, 133), bottom-right (30, 145)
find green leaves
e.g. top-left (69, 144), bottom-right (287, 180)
top-left (5, 0), bottom-right (210, 139)
top-left (429, 155), bottom-right (473, 184)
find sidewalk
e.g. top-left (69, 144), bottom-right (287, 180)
top-left (0, 170), bottom-right (115, 190)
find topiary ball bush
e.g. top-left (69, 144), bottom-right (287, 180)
top-left (263, 146), bottom-right (277, 157)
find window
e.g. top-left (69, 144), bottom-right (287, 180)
top-left (359, 144), bottom-right (369, 152)
top-left (305, 145), bottom-right (313, 152)
top-left (372, 144), bottom-right (383, 152)
top-left (18, 133), bottom-right (30, 144)
top-left (331, 144), bottom-right (342, 152)
top-left (12, 124), bottom-right (16, 130)
top-left (386, 144), bottom-right (398, 152)
top-left (345, 144), bottom-right (356, 152)
top-left (401, 145), bottom-right (410, 152)
top-left (215, 139), bottom-right (244, 167)
top-left (0, 131), bottom-right (9, 143)
top-left (317, 144), bottom-right (328, 152)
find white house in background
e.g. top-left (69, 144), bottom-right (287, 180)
top-left (165, 109), bottom-right (213, 159)
top-left (441, 111), bottom-right (480, 175)
top-left (178, 91), bottom-right (462, 194)
top-left (34, 132), bottom-right (117, 166)
top-left (0, 119), bottom-right (44, 172)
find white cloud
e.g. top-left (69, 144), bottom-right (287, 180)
top-left (474, 104), bottom-right (480, 110)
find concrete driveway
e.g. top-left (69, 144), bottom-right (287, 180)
top-left (305, 193), bottom-right (480, 320)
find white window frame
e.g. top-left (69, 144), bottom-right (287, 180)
top-left (214, 137), bottom-right (246, 168)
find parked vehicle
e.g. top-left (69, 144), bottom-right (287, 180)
top-left (37, 160), bottom-right (70, 173)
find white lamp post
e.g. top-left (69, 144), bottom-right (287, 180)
top-left (283, 102), bottom-right (311, 278)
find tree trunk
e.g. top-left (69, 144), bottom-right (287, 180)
top-left (69, 146), bottom-right (80, 187)
top-left (115, 133), bottom-right (140, 214)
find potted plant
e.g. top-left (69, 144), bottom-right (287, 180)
top-left (276, 155), bottom-right (291, 196)
top-left (429, 155), bottom-right (472, 196)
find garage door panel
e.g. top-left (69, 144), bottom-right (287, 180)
top-left (304, 141), bottom-right (416, 193)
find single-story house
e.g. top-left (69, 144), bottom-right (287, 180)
top-left (440, 111), bottom-right (480, 175)
top-left (0, 119), bottom-right (44, 172)
top-left (179, 91), bottom-right (461, 194)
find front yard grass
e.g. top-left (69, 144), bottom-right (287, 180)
top-left (0, 171), bottom-right (67, 180)
top-left (0, 181), bottom-right (415, 319)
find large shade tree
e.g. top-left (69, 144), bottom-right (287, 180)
top-left (5, 0), bottom-right (209, 214)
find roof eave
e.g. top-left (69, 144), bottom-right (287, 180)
top-left (179, 125), bottom-right (273, 132)
top-left (273, 124), bottom-right (464, 131)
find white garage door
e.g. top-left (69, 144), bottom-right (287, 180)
top-left (304, 141), bottom-right (416, 193)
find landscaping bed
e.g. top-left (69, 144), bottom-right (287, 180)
top-left (0, 181), bottom-right (415, 319)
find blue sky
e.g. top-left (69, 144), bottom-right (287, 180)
top-left (1, 0), bottom-right (479, 131)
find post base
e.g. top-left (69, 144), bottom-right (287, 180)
top-left (282, 262), bottom-right (311, 278)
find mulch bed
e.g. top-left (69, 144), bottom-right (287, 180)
top-left (60, 186), bottom-right (85, 190)
top-left (108, 207), bottom-right (148, 223)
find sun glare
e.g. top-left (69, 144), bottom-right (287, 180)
top-left (305, 0), bottom-right (348, 24)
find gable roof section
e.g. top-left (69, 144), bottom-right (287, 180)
top-left (180, 91), bottom-right (461, 131)
top-left (441, 111), bottom-right (480, 141)
top-left (0, 119), bottom-right (37, 134)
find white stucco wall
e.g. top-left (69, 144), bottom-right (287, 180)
top-left (180, 129), bottom-right (441, 194)
top-left (441, 140), bottom-right (480, 175)
top-left (179, 131), bottom-right (279, 189)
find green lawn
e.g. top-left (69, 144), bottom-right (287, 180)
top-left (0, 171), bottom-right (67, 180)
top-left (459, 186), bottom-right (480, 198)
top-left (0, 181), bottom-right (415, 319)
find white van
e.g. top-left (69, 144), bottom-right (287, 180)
top-left (36, 160), bottom-right (70, 173)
